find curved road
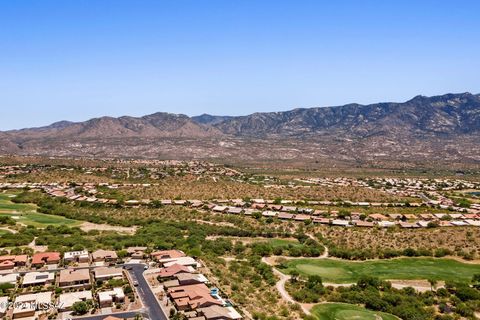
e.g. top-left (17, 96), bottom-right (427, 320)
top-left (74, 264), bottom-right (168, 320)
top-left (261, 244), bottom-right (329, 315)
top-left (128, 264), bottom-right (168, 320)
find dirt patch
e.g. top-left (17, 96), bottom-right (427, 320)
top-left (389, 279), bottom-right (445, 292)
top-left (192, 219), bottom-right (236, 228)
top-left (80, 222), bottom-right (137, 234)
top-left (28, 238), bottom-right (47, 252)
top-left (206, 235), bottom-right (298, 243)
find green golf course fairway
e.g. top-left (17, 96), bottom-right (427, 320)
top-left (261, 238), bottom-right (302, 248)
top-left (280, 257), bottom-right (480, 283)
top-left (0, 229), bottom-right (12, 236)
top-left (311, 303), bottom-right (399, 320)
top-left (0, 193), bottom-right (80, 227)
top-left (0, 193), bottom-right (36, 213)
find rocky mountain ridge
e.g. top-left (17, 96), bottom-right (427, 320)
top-left (1, 92), bottom-right (479, 168)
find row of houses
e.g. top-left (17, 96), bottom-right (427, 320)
top-left (37, 182), bottom-right (480, 230)
top-left (320, 219), bottom-right (480, 228)
top-left (0, 249), bottom-right (123, 272)
top-left (207, 206), bottom-right (480, 228)
top-left (0, 265), bottom-right (127, 319)
top-left (3, 178), bottom-right (478, 216)
top-left (0, 288), bottom-right (126, 318)
top-left (0, 265), bottom-right (123, 288)
top-left (0, 182), bottom-right (424, 208)
top-left (150, 250), bottom-right (242, 320)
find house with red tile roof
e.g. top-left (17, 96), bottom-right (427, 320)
top-left (158, 264), bottom-right (194, 279)
top-left (0, 255), bottom-right (27, 267)
top-left (0, 260), bottom-right (15, 271)
top-left (168, 283), bottom-right (222, 311)
top-left (31, 252), bottom-right (61, 267)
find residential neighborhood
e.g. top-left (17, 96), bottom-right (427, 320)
top-left (2, 2), bottom-right (480, 319)
top-left (0, 246), bottom-right (241, 320)
top-left (1, 161), bottom-right (480, 320)
top-left (1, 173), bottom-right (480, 232)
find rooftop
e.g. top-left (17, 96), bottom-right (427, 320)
top-left (59, 290), bottom-right (93, 309)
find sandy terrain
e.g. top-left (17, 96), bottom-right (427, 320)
top-left (80, 221), bottom-right (137, 234)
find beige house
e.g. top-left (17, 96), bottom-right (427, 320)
top-left (58, 290), bottom-right (93, 311)
top-left (98, 287), bottom-right (125, 307)
top-left (0, 273), bottom-right (19, 285)
top-left (94, 267), bottom-right (123, 281)
top-left (126, 247), bottom-right (147, 259)
top-left (58, 268), bottom-right (91, 288)
top-left (92, 249), bottom-right (118, 263)
top-left (13, 292), bottom-right (52, 319)
top-left (198, 305), bottom-right (243, 320)
top-left (22, 271), bottom-right (55, 287)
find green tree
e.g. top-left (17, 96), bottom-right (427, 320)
top-left (472, 273), bottom-right (480, 288)
top-left (428, 278), bottom-right (437, 291)
top-left (290, 270), bottom-right (300, 283)
top-left (72, 301), bottom-right (89, 315)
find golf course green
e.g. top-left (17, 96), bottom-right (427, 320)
top-left (311, 303), bottom-right (399, 320)
top-left (261, 238), bottom-right (302, 248)
top-left (0, 193), bottom-right (80, 227)
top-left (280, 257), bottom-right (480, 283)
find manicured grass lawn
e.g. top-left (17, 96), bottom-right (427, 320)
top-left (311, 303), bottom-right (399, 320)
top-left (280, 257), bottom-right (480, 283)
top-left (0, 212), bottom-right (80, 227)
top-left (0, 194), bottom-right (36, 213)
top-left (0, 193), bottom-right (35, 209)
top-left (0, 229), bottom-right (12, 236)
top-left (0, 202), bottom-right (36, 212)
top-left (262, 238), bottom-right (302, 248)
top-left (0, 194), bottom-right (13, 200)
top-left (0, 193), bottom-right (80, 227)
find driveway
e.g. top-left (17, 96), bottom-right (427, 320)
top-left (73, 263), bottom-right (168, 320)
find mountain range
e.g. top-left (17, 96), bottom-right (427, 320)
top-left (1, 92), bottom-right (480, 168)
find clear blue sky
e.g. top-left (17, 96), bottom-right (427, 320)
top-left (1, 0), bottom-right (479, 130)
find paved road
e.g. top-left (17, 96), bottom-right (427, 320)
top-left (73, 263), bottom-right (168, 320)
top-left (128, 264), bottom-right (168, 320)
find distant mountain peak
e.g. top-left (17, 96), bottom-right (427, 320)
top-left (49, 120), bottom-right (75, 128)
top-left (1, 92), bottom-right (479, 166)
top-left (191, 114), bottom-right (233, 125)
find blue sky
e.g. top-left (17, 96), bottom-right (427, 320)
top-left (1, 0), bottom-right (479, 130)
